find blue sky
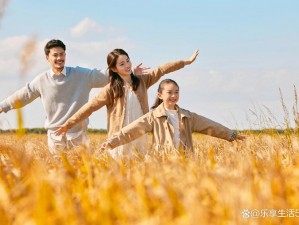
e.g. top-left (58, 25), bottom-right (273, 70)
top-left (0, 0), bottom-right (298, 130)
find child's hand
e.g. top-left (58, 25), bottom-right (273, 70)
top-left (236, 134), bottom-right (246, 141)
top-left (229, 132), bottom-right (246, 142)
top-left (185, 49), bottom-right (199, 65)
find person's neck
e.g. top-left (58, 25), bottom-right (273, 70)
top-left (52, 67), bottom-right (64, 75)
top-left (164, 105), bottom-right (176, 111)
top-left (123, 77), bottom-right (132, 85)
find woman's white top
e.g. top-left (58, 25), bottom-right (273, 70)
top-left (108, 87), bottom-right (148, 159)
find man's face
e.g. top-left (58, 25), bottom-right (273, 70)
top-left (46, 47), bottom-right (66, 73)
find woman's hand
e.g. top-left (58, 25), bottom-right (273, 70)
top-left (184, 49), bottom-right (199, 65)
top-left (134, 63), bottom-right (151, 75)
top-left (54, 125), bottom-right (69, 136)
top-left (100, 141), bottom-right (112, 151)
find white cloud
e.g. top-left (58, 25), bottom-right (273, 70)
top-left (70, 17), bottom-right (120, 38)
top-left (66, 37), bottom-right (134, 68)
top-left (0, 36), bottom-right (48, 79)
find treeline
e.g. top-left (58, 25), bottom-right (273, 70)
top-left (0, 128), bottom-right (107, 134)
top-left (1, 128), bottom-right (299, 135)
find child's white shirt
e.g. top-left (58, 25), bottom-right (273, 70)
top-left (165, 108), bottom-right (180, 148)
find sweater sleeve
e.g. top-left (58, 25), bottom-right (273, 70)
top-left (0, 80), bottom-right (40, 113)
top-left (190, 112), bottom-right (233, 141)
top-left (143, 60), bottom-right (185, 88)
top-left (89, 68), bottom-right (109, 88)
top-left (107, 112), bottom-right (154, 148)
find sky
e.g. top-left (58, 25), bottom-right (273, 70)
top-left (0, 0), bottom-right (298, 131)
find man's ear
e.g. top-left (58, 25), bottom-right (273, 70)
top-left (45, 55), bottom-right (49, 61)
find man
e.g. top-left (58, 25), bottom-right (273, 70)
top-left (0, 39), bottom-right (146, 153)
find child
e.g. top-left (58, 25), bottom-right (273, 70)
top-left (55, 49), bottom-right (199, 158)
top-left (101, 79), bottom-right (246, 155)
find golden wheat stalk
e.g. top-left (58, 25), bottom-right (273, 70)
top-left (0, 0), bottom-right (9, 24)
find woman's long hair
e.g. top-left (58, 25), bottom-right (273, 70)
top-left (107, 49), bottom-right (140, 99)
top-left (151, 79), bottom-right (179, 109)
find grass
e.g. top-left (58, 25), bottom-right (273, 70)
top-left (1, 132), bottom-right (299, 225)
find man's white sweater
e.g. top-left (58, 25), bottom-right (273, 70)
top-left (0, 66), bottom-right (108, 133)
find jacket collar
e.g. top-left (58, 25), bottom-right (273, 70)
top-left (154, 103), bottom-right (191, 119)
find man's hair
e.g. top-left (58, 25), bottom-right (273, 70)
top-left (44, 39), bottom-right (66, 55)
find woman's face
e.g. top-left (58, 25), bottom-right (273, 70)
top-left (158, 82), bottom-right (180, 110)
top-left (112, 54), bottom-right (132, 79)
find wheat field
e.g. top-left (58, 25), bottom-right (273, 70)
top-left (0, 132), bottom-right (299, 225)
top-left (1, 1), bottom-right (299, 224)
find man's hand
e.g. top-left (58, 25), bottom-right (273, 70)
top-left (133, 63), bottom-right (151, 75)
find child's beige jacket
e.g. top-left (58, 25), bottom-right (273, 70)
top-left (106, 103), bottom-right (235, 152)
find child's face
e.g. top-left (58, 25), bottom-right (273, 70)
top-left (158, 82), bottom-right (179, 110)
top-left (113, 54), bottom-right (132, 78)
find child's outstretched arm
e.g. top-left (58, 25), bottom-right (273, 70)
top-left (100, 112), bottom-right (153, 152)
top-left (190, 111), bottom-right (246, 142)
